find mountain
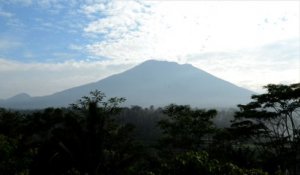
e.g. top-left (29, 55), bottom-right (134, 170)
top-left (7, 93), bottom-right (31, 101)
top-left (0, 60), bottom-right (254, 109)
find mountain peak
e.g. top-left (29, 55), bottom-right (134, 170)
top-left (7, 93), bottom-right (31, 101)
top-left (137, 59), bottom-right (178, 68)
top-left (0, 60), bottom-right (253, 109)
top-left (139, 59), bottom-right (189, 67)
top-left (141, 59), bottom-right (176, 63)
top-left (126, 60), bottom-right (198, 76)
top-left (8, 93), bottom-right (31, 100)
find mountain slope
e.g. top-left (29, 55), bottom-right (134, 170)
top-left (0, 60), bottom-right (254, 109)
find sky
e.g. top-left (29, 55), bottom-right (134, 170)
top-left (0, 0), bottom-right (299, 99)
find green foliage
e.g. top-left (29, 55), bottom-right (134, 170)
top-left (231, 83), bottom-right (300, 174)
top-left (71, 90), bottom-right (126, 114)
top-left (158, 150), bottom-right (268, 175)
top-left (1, 84), bottom-right (297, 174)
top-left (154, 104), bottom-right (268, 174)
top-left (170, 151), bottom-right (218, 174)
top-left (220, 163), bottom-right (268, 175)
top-left (0, 109), bottom-right (32, 175)
top-left (0, 134), bottom-right (17, 174)
top-left (0, 91), bottom-right (141, 175)
top-left (116, 106), bottom-right (164, 145)
top-left (208, 128), bottom-right (258, 170)
top-left (28, 90), bottom-right (139, 175)
top-left (158, 104), bottom-right (217, 150)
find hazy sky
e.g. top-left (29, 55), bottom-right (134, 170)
top-left (0, 0), bottom-right (299, 99)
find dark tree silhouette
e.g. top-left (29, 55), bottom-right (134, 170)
top-left (231, 83), bottom-right (300, 174)
top-left (158, 104), bottom-right (217, 151)
top-left (0, 108), bottom-right (31, 174)
top-left (30, 90), bottom-right (140, 175)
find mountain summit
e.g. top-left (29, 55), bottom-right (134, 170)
top-left (0, 60), bottom-right (254, 109)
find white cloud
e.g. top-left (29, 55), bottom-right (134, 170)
top-left (0, 9), bottom-right (13, 18)
top-left (2, 0), bottom-right (33, 6)
top-left (36, 0), bottom-right (59, 8)
top-left (80, 3), bottom-right (106, 16)
top-left (188, 38), bottom-right (300, 93)
top-left (0, 38), bottom-right (22, 51)
top-left (82, 1), bottom-right (299, 63)
top-left (0, 7), bottom-right (25, 28)
top-left (83, 0), bottom-right (150, 40)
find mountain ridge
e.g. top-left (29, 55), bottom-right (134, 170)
top-left (0, 60), bottom-right (254, 109)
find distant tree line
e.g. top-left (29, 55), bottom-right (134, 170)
top-left (0, 83), bottom-right (299, 175)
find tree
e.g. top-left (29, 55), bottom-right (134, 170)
top-left (162, 151), bottom-right (267, 175)
top-left (158, 104), bottom-right (217, 151)
top-left (30, 90), bottom-right (140, 175)
top-left (0, 108), bottom-right (32, 175)
top-left (231, 83), bottom-right (300, 174)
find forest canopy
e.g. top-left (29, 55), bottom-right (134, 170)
top-left (0, 83), bottom-right (299, 175)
